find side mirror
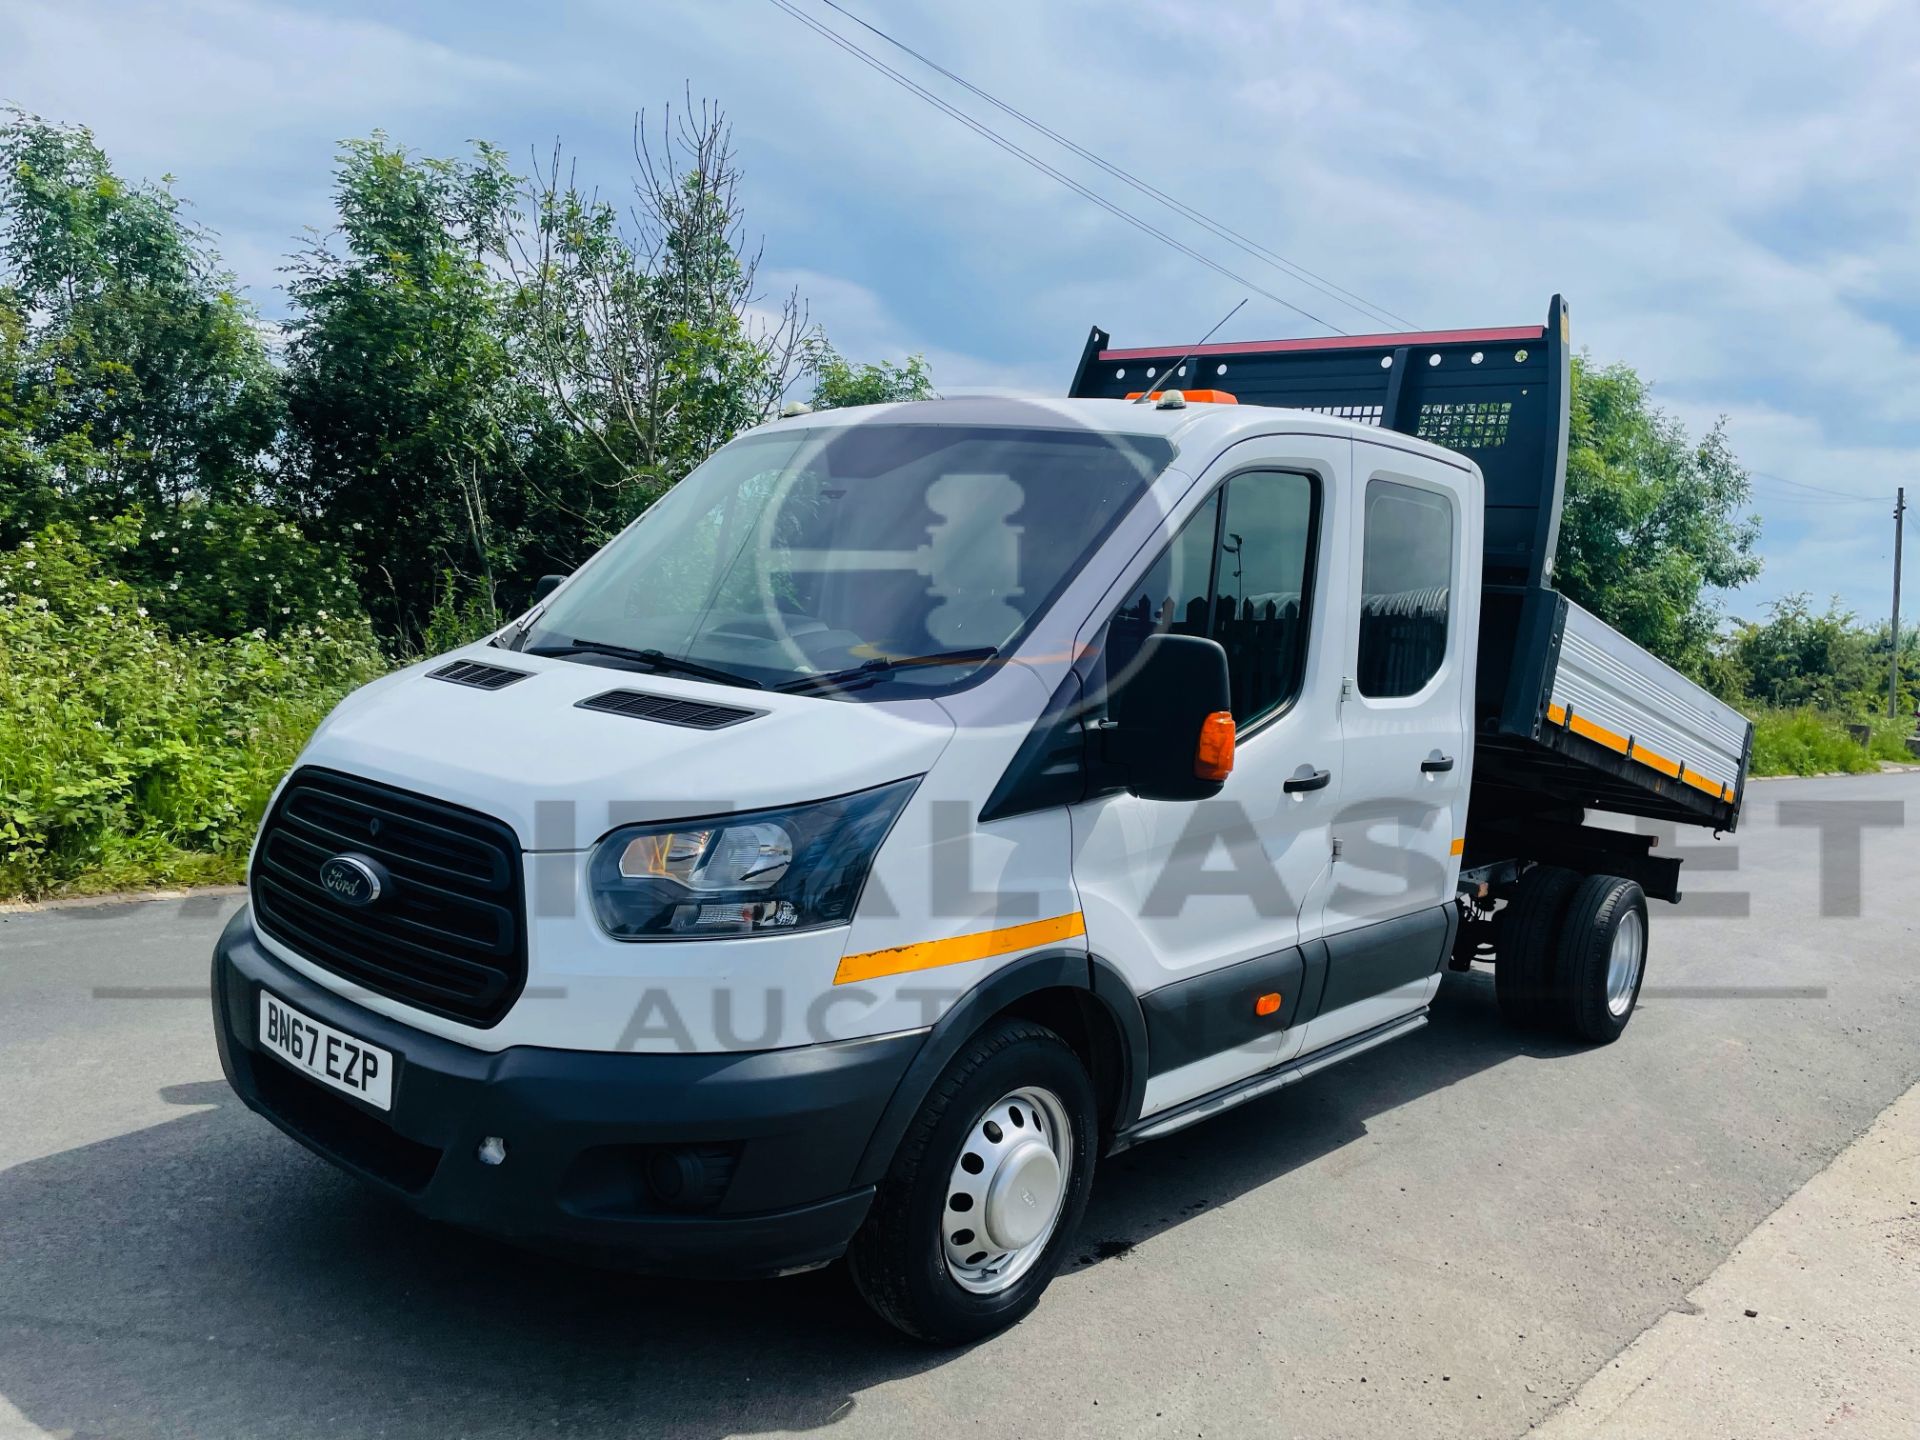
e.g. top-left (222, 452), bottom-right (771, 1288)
top-left (531, 573), bottom-right (568, 604)
top-left (1108, 633), bottom-right (1235, 801)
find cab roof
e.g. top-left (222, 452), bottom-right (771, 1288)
top-left (753, 393), bottom-right (1472, 469)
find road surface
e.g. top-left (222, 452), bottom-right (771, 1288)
top-left (2, 771), bottom-right (1916, 1438)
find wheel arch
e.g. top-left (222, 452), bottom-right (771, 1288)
top-left (851, 949), bottom-right (1149, 1187)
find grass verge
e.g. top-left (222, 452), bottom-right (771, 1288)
top-left (1747, 707), bottom-right (1917, 777)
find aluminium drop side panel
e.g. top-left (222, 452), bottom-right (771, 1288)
top-left (1547, 600), bottom-right (1751, 813)
top-left (1469, 591), bottom-right (1750, 836)
top-left (1469, 588), bottom-right (1751, 835)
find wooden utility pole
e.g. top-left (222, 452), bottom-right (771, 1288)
top-left (1894, 486), bottom-right (1907, 719)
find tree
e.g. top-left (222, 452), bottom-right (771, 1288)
top-left (1725, 594), bottom-right (1878, 710)
top-left (1719, 596), bottom-right (1920, 717)
top-left (1553, 356), bottom-right (1761, 679)
top-left (0, 110), bottom-right (327, 638)
top-left (0, 109), bottom-right (281, 522)
top-left (281, 135), bottom-right (537, 643)
top-left (508, 99), bottom-right (810, 559)
top-left (0, 292), bottom-right (109, 542)
top-left (806, 342), bottom-right (935, 410)
top-left (3, 102), bottom-right (970, 653)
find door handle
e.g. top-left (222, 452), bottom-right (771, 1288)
top-left (1421, 755), bottom-right (1456, 773)
top-left (1283, 767), bottom-right (1332, 793)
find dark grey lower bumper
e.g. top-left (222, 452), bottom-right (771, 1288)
top-left (212, 906), bottom-right (922, 1277)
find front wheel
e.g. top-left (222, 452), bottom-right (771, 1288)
top-left (847, 1018), bottom-right (1096, 1344)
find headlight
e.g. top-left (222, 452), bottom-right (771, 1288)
top-left (588, 777), bottom-right (918, 940)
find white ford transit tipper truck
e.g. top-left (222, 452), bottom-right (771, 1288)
top-left (212, 297), bottom-right (1750, 1341)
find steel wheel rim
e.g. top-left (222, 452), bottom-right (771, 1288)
top-left (1606, 909), bottom-right (1645, 1017)
top-left (942, 1086), bottom-right (1072, 1295)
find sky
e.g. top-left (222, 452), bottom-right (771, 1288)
top-left (5, 0), bottom-right (1917, 623)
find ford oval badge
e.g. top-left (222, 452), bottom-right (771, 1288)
top-left (319, 853), bottom-right (385, 908)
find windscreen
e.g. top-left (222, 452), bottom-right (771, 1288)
top-left (517, 420), bottom-right (1175, 697)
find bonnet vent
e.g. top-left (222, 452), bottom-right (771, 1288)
top-left (429, 659), bottom-right (531, 691)
top-left (577, 689), bottom-right (764, 730)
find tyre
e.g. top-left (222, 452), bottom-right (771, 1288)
top-left (1553, 874), bottom-right (1649, 1044)
top-left (847, 1017), bottom-right (1097, 1344)
top-left (1494, 864), bottom-right (1580, 1029)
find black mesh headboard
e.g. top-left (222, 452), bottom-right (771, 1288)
top-left (1069, 295), bottom-right (1572, 589)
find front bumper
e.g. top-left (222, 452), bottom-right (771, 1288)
top-left (212, 907), bottom-right (923, 1277)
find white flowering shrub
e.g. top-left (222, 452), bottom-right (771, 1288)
top-left (110, 502), bottom-right (365, 639)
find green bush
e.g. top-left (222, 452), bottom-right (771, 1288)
top-left (417, 570), bottom-right (504, 657)
top-left (1746, 707), bottom-right (1914, 778)
top-left (0, 520), bottom-right (387, 898)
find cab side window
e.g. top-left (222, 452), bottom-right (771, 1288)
top-left (1104, 490), bottom-right (1218, 683)
top-left (1104, 469), bottom-right (1318, 728)
top-left (1357, 479), bottom-right (1453, 698)
top-left (1211, 470), bottom-right (1316, 725)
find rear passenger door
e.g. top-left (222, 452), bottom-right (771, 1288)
top-left (1309, 446), bottom-right (1476, 1051)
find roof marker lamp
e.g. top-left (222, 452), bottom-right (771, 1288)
top-left (588, 777), bottom-right (918, 940)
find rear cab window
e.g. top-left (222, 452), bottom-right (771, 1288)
top-left (1357, 479), bottom-right (1454, 698)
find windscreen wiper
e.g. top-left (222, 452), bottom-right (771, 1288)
top-left (526, 639), bottom-right (764, 690)
top-left (777, 648), bottom-right (999, 696)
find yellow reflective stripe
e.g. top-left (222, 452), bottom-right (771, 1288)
top-left (1637, 748), bottom-right (1683, 779)
top-left (1681, 767), bottom-right (1724, 797)
top-left (1546, 701), bottom-right (1730, 801)
top-left (1448, 837), bottom-right (1465, 856)
top-left (834, 912), bottom-right (1087, 986)
top-left (1568, 711), bottom-right (1630, 754)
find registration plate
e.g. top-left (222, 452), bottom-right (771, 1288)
top-left (258, 991), bottom-right (394, 1111)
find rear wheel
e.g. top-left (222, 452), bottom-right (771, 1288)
top-left (847, 1018), bottom-right (1096, 1344)
top-left (1494, 864), bottom-right (1580, 1028)
top-left (1553, 875), bottom-right (1649, 1043)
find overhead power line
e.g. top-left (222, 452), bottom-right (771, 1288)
top-left (765, 0), bottom-right (1349, 335)
top-left (1744, 491), bottom-right (1881, 509)
top-left (1750, 470), bottom-right (1884, 503)
top-left (808, 0), bottom-right (1420, 334)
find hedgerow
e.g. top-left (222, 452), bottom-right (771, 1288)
top-left (0, 520), bottom-right (386, 897)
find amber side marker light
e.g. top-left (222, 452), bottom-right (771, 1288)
top-left (1255, 992), bottom-right (1283, 1017)
top-left (1194, 710), bottom-right (1236, 781)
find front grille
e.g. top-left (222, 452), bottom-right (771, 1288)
top-left (251, 768), bottom-right (527, 1027)
top-left (577, 688), bottom-right (764, 730)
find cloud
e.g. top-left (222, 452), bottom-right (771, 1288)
top-left (1660, 397), bottom-right (1907, 620)
top-left (6, 0), bottom-right (1913, 619)
top-left (2, 0), bottom-right (526, 165)
top-left (2, 0), bottom-right (529, 305)
top-left (703, 0), bottom-right (1919, 616)
top-left (763, 267), bottom-right (1049, 394)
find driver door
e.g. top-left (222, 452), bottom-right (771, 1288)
top-left (1071, 435), bottom-right (1350, 1116)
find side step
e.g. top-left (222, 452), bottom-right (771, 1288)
top-left (1111, 1011), bottom-right (1429, 1151)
